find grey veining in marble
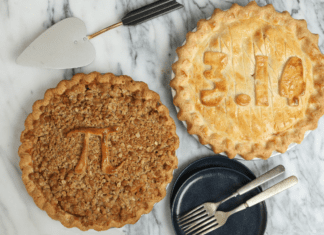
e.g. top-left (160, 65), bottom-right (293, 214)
top-left (0, 0), bottom-right (324, 234)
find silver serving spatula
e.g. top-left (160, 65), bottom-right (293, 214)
top-left (16, 0), bottom-right (183, 69)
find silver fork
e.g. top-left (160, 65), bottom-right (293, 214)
top-left (178, 165), bottom-right (285, 231)
top-left (184, 175), bottom-right (298, 235)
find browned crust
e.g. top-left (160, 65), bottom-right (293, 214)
top-left (19, 72), bottom-right (179, 231)
top-left (170, 1), bottom-right (324, 160)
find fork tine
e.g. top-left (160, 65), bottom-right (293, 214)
top-left (184, 216), bottom-right (216, 234)
top-left (192, 221), bottom-right (220, 235)
top-left (182, 215), bottom-right (211, 231)
top-left (179, 213), bottom-right (207, 228)
top-left (178, 208), bottom-right (206, 226)
top-left (177, 205), bottom-right (204, 222)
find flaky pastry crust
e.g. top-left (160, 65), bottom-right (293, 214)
top-left (171, 2), bottom-right (324, 160)
top-left (19, 72), bottom-right (179, 230)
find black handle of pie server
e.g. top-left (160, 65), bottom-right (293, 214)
top-left (122, 0), bottom-right (183, 26)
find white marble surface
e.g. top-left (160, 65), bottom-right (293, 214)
top-left (1, 0), bottom-right (324, 234)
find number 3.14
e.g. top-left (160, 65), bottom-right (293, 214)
top-left (200, 51), bottom-right (306, 107)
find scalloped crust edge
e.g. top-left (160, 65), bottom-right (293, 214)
top-left (170, 1), bottom-right (324, 160)
top-left (19, 72), bottom-right (179, 231)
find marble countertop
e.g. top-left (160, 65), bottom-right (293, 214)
top-left (1, 0), bottom-right (324, 234)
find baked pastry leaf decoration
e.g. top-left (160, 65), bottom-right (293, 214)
top-left (201, 52), bottom-right (228, 106)
top-left (279, 57), bottom-right (305, 106)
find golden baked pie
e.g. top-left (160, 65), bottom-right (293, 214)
top-left (170, 2), bottom-right (324, 160)
top-left (19, 72), bottom-right (179, 230)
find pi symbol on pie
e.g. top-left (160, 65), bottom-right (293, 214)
top-left (67, 127), bottom-right (124, 174)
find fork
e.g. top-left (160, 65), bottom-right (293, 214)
top-left (178, 165), bottom-right (285, 229)
top-left (183, 175), bottom-right (298, 235)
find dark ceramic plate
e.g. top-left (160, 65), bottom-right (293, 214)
top-left (170, 155), bottom-right (258, 205)
top-left (171, 167), bottom-right (267, 235)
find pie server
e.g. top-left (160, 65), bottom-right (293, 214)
top-left (16, 0), bottom-right (183, 69)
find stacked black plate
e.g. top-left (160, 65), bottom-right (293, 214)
top-left (170, 155), bottom-right (267, 235)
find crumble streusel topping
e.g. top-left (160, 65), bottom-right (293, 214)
top-left (20, 73), bottom-right (179, 229)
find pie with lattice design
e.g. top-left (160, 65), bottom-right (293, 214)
top-left (19, 72), bottom-right (179, 230)
top-left (170, 1), bottom-right (324, 160)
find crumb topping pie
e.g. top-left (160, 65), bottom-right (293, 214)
top-left (19, 72), bottom-right (179, 230)
top-left (171, 2), bottom-right (324, 160)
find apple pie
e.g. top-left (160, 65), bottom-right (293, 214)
top-left (171, 2), bottom-right (324, 160)
top-left (19, 72), bottom-right (179, 230)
